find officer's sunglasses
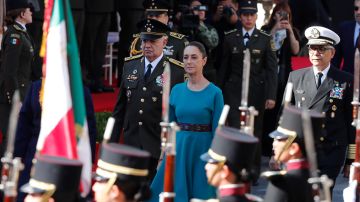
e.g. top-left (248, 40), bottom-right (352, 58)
top-left (308, 45), bottom-right (333, 54)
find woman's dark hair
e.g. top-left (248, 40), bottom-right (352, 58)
top-left (265, 2), bottom-right (293, 29)
top-left (186, 41), bottom-right (207, 58)
top-left (116, 180), bottom-right (151, 201)
top-left (4, 8), bottom-right (26, 25)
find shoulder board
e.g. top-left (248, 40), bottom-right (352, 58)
top-left (261, 170), bottom-right (286, 180)
top-left (124, 54), bottom-right (143, 62)
top-left (224, 29), bottom-right (237, 35)
top-left (170, 32), bottom-right (185, 39)
top-left (245, 194), bottom-right (263, 202)
top-left (168, 58), bottom-right (184, 68)
top-left (13, 24), bottom-right (24, 32)
top-left (10, 33), bottom-right (20, 38)
top-left (259, 29), bottom-right (271, 37)
top-left (132, 33), bottom-right (140, 38)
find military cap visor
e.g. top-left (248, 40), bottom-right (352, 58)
top-left (305, 26), bottom-right (340, 46)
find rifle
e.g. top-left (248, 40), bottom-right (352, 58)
top-left (159, 62), bottom-right (179, 202)
top-left (348, 48), bottom-right (360, 201)
top-left (239, 49), bottom-right (258, 135)
top-left (0, 91), bottom-right (24, 202)
top-left (301, 110), bottom-right (333, 202)
top-left (102, 117), bottom-right (115, 144)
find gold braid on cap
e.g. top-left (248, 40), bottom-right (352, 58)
top-left (97, 160), bottom-right (148, 177)
top-left (208, 149), bottom-right (226, 162)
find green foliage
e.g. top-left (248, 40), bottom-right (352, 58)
top-left (95, 111), bottom-right (112, 142)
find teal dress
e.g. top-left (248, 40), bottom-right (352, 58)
top-left (148, 82), bottom-right (224, 201)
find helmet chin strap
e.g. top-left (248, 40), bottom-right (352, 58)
top-left (99, 173), bottom-right (117, 202)
top-left (208, 162), bottom-right (225, 184)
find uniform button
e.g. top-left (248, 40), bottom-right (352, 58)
top-left (320, 137), bottom-right (324, 141)
top-left (143, 87), bottom-right (147, 91)
top-left (21, 83), bottom-right (25, 87)
top-left (329, 99), bottom-right (333, 103)
top-left (332, 105), bottom-right (337, 111)
top-left (301, 97), bottom-right (305, 101)
top-left (139, 122), bottom-right (143, 126)
top-left (322, 124), bottom-right (325, 128)
top-left (139, 110), bottom-right (143, 114)
top-left (140, 98), bottom-right (145, 102)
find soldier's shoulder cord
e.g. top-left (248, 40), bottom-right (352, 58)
top-left (259, 29), bottom-right (271, 37)
top-left (168, 58), bottom-right (184, 68)
top-left (261, 170), bottom-right (286, 180)
top-left (130, 34), bottom-right (142, 56)
top-left (169, 32), bottom-right (186, 40)
top-left (125, 54), bottom-right (143, 62)
top-left (224, 29), bottom-right (237, 35)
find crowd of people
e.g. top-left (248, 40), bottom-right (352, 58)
top-left (0, 0), bottom-right (359, 201)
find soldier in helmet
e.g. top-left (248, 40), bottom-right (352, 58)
top-left (111, 19), bottom-right (185, 180)
top-left (129, 0), bottom-right (188, 61)
top-left (92, 143), bottom-right (151, 202)
top-left (263, 106), bottom-right (325, 202)
top-left (200, 126), bottom-right (262, 202)
top-left (21, 155), bottom-right (83, 202)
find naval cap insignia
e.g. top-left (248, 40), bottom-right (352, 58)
top-left (310, 28), bottom-right (320, 38)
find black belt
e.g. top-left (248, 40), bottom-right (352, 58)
top-left (178, 123), bottom-right (212, 132)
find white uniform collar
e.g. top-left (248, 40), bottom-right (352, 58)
top-left (145, 52), bottom-right (164, 73)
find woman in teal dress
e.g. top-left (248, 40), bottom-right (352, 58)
top-left (148, 41), bottom-right (224, 201)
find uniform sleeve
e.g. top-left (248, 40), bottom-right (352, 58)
top-left (84, 87), bottom-right (97, 163)
top-left (211, 88), bottom-right (224, 133)
top-left (218, 35), bottom-right (231, 88)
top-left (345, 76), bottom-right (355, 163)
top-left (264, 36), bottom-right (278, 101)
top-left (111, 66), bottom-right (127, 142)
top-left (2, 33), bottom-right (23, 95)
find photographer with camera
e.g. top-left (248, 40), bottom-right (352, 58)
top-left (261, 2), bottom-right (300, 157)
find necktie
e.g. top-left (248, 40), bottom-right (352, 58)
top-left (244, 32), bottom-right (250, 46)
top-left (316, 72), bottom-right (323, 89)
top-left (356, 29), bottom-right (360, 49)
top-left (144, 64), bottom-right (152, 82)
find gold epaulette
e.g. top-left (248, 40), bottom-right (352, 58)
top-left (224, 29), bottom-right (237, 35)
top-left (259, 29), bottom-right (271, 37)
top-left (168, 58), bottom-right (184, 68)
top-left (132, 33), bottom-right (140, 38)
top-left (348, 144), bottom-right (356, 159)
top-left (170, 32), bottom-right (186, 40)
top-left (124, 54), bottom-right (143, 62)
top-left (261, 170), bottom-right (286, 179)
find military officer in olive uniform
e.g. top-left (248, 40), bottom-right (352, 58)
top-left (111, 19), bottom-right (185, 180)
top-left (287, 26), bottom-right (354, 186)
top-left (0, 0), bottom-right (34, 156)
top-left (263, 106), bottom-right (325, 202)
top-left (217, 0), bottom-right (278, 182)
top-left (129, 0), bottom-right (188, 61)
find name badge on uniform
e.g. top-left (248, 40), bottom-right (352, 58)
top-left (329, 86), bottom-right (344, 99)
top-left (127, 74), bottom-right (138, 82)
top-left (156, 75), bottom-right (164, 87)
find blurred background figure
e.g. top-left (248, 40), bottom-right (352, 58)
top-left (261, 2), bottom-right (299, 157)
top-left (93, 143), bottom-right (151, 202)
top-left (0, 0), bottom-right (34, 159)
top-left (332, 0), bottom-right (360, 75)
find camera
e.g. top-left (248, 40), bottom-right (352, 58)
top-left (222, 6), bottom-right (233, 18)
top-left (279, 11), bottom-right (288, 21)
top-left (193, 5), bottom-right (208, 11)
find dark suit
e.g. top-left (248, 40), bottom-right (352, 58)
top-left (0, 22), bottom-right (34, 153)
top-left (70, 0), bottom-right (85, 48)
top-left (111, 55), bottom-right (185, 179)
top-left (218, 28), bottom-right (278, 177)
top-left (288, 66), bottom-right (354, 181)
top-left (263, 169), bottom-right (313, 202)
top-left (333, 21), bottom-right (357, 74)
top-left (14, 80), bottom-right (97, 202)
top-left (218, 185), bottom-right (262, 202)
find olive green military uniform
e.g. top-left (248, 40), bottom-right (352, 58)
top-left (129, 31), bottom-right (188, 61)
top-left (111, 54), bottom-right (185, 179)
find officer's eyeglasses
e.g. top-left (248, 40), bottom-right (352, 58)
top-left (355, 6), bottom-right (359, 11)
top-left (308, 45), bottom-right (333, 54)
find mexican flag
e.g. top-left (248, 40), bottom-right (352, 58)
top-left (37, 0), bottom-right (91, 196)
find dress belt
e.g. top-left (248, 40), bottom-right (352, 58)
top-left (177, 123), bottom-right (212, 132)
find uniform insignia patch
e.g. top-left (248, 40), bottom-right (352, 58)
top-left (252, 49), bottom-right (261, 54)
top-left (156, 75), bottom-right (164, 87)
top-left (170, 32), bottom-right (185, 39)
top-left (164, 45), bottom-right (174, 56)
top-left (127, 74), bottom-right (138, 81)
top-left (270, 39), bottom-right (276, 51)
top-left (152, 97), bottom-right (157, 102)
top-left (11, 38), bottom-right (19, 45)
top-left (10, 33), bottom-right (20, 38)
top-left (126, 90), bottom-right (131, 98)
top-left (133, 70), bottom-right (137, 74)
top-left (330, 86), bottom-right (344, 99)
